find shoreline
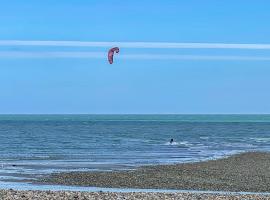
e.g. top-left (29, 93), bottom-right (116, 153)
top-left (37, 151), bottom-right (270, 193)
top-left (2, 152), bottom-right (270, 199)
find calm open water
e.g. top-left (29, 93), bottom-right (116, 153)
top-left (0, 114), bottom-right (270, 182)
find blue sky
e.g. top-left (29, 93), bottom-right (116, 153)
top-left (0, 0), bottom-right (270, 114)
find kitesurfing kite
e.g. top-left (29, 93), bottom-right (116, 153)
top-left (108, 47), bottom-right (119, 64)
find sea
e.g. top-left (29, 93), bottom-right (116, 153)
top-left (1, 114), bottom-right (270, 188)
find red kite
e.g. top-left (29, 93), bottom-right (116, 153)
top-left (108, 47), bottom-right (119, 64)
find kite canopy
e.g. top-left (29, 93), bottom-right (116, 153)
top-left (108, 47), bottom-right (119, 64)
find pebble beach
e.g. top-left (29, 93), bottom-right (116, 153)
top-left (2, 152), bottom-right (270, 199)
top-left (1, 190), bottom-right (270, 200)
top-left (39, 152), bottom-right (270, 192)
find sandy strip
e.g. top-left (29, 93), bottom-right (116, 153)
top-left (39, 152), bottom-right (270, 192)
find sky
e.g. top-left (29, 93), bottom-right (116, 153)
top-left (0, 0), bottom-right (270, 114)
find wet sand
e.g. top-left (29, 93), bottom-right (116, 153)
top-left (39, 152), bottom-right (270, 192)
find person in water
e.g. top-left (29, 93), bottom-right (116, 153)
top-left (170, 138), bottom-right (174, 144)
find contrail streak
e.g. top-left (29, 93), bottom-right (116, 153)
top-left (122, 54), bottom-right (270, 61)
top-left (0, 51), bottom-right (270, 61)
top-left (0, 51), bottom-right (105, 58)
top-left (0, 40), bottom-right (270, 49)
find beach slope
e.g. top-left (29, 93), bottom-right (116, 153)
top-left (40, 152), bottom-right (270, 192)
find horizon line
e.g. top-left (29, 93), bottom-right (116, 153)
top-left (1, 113), bottom-right (270, 115)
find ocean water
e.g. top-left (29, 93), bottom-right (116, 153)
top-left (0, 114), bottom-right (270, 183)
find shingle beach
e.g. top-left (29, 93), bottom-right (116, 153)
top-left (40, 152), bottom-right (270, 192)
top-left (1, 190), bottom-right (270, 200)
top-left (3, 152), bottom-right (270, 200)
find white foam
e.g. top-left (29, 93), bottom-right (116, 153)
top-left (164, 141), bottom-right (192, 146)
top-left (250, 137), bottom-right (270, 143)
top-left (200, 137), bottom-right (209, 140)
